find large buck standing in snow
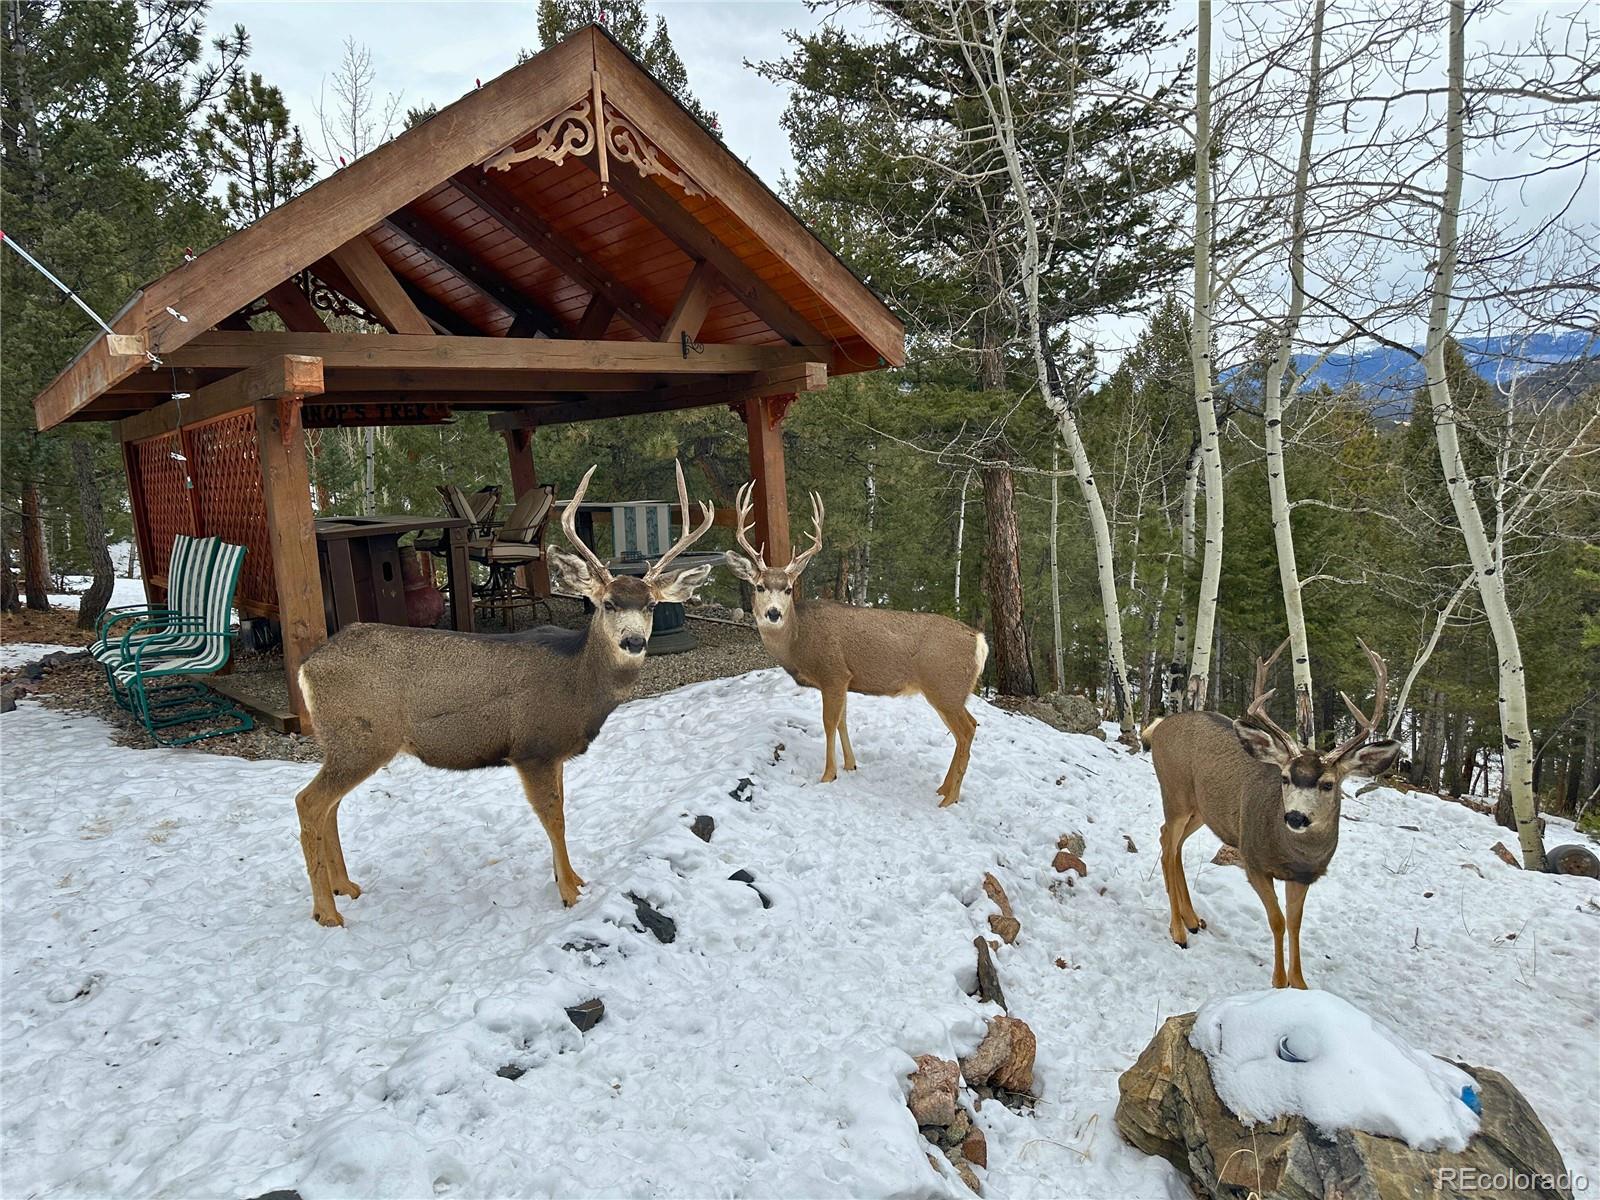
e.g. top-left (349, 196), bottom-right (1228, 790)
top-left (725, 483), bottom-right (988, 806)
top-left (292, 463), bottom-right (715, 926)
top-left (1144, 638), bottom-right (1401, 988)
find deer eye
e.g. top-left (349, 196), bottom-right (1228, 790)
top-left (646, 601), bottom-right (657, 612)
top-left (755, 586), bottom-right (766, 594)
top-left (1281, 775), bottom-right (1291, 785)
top-left (603, 600), bottom-right (616, 613)
top-left (1319, 780), bottom-right (1335, 792)
top-left (784, 586), bottom-right (793, 594)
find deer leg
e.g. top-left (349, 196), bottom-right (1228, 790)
top-left (295, 759), bottom-right (383, 927)
top-left (1284, 880), bottom-right (1310, 989)
top-left (932, 702), bottom-right (978, 807)
top-left (1158, 815), bottom-right (1193, 947)
top-left (819, 687), bottom-right (845, 783)
top-left (1173, 812), bottom-right (1207, 933)
top-left (515, 760), bottom-right (584, 907)
top-left (1245, 868), bottom-right (1289, 988)
top-left (837, 695), bottom-right (858, 771)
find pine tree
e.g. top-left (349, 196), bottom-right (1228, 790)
top-left (197, 71), bottom-right (316, 225)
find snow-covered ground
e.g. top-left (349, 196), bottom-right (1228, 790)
top-left (2, 671), bottom-right (1596, 1198)
top-left (47, 576), bottom-right (149, 612)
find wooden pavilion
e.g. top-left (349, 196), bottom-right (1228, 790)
top-left (30, 25), bottom-right (904, 731)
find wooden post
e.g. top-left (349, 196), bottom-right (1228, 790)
top-left (120, 440), bottom-right (159, 607)
top-left (743, 394), bottom-right (792, 568)
top-left (254, 387), bottom-right (326, 731)
top-left (501, 426), bottom-right (550, 596)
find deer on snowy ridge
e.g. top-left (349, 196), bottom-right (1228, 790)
top-left (292, 462), bottom-right (715, 926)
top-left (1143, 638), bottom-right (1401, 988)
top-left (724, 483), bottom-right (988, 807)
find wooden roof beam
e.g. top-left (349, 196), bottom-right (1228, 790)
top-left (327, 234), bottom-right (434, 335)
top-left (117, 355), bottom-right (325, 443)
top-left (452, 170), bottom-right (666, 340)
top-left (263, 280), bottom-right (328, 333)
top-left (488, 361), bottom-right (826, 430)
top-left (661, 260), bottom-right (721, 344)
top-left (382, 208), bottom-right (564, 338)
top-left (165, 331), bottom-right (827, 375)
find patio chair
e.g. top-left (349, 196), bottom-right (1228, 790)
top-left (469, 485), bottom-right (554, 622)
top-left (102, 540), bottom-right (253, 745)
top-left (93, 534), bottom-right (221, 708)
top-left (437, 483), bottom-right (501, 538)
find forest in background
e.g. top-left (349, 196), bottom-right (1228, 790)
top-left (3, 0), bottom-right (1596, 828)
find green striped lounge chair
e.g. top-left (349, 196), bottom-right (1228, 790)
top-left (106, 540), bottom-right (253, 745)
top-left (93, 534), bottom-right (219, 709)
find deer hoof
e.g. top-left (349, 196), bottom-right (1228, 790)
top-left (1187, 917), bottom-right (1206, 933)
top-left (819, 769), bottom-right (837, 784)
top-left (333, 880), bottom-right (362, 899)
top-left (938, 792), bottom-right (960, 808)
top-left (313, 907), bottom-right (345, 928)
top-left (557, 876), bottom-right (585, 907)
top-left (1288, 975), bottom-right (1308, 990)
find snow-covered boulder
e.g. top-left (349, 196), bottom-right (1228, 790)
top-left (1115, 1009), bottom-right (1573, 1200)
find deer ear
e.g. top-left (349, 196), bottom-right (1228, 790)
top-left (1340, 738), bottom-right (1402, 778)
top-left (723, 550), bottom-right (758, 584)
top-left (548, 548), bottom-right (606, 602)
top-left (654, 563), bottom-right (714, 603)
top-left (1233, 719), bottom-right (1293, 767)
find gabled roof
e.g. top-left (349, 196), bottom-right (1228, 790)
top-left (32, 25), bottom-right (903, 430)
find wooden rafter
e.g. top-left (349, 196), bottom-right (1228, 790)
top-left (381, 208), bottom-right (564, 337)
top-left (661, 260), bottom-right (721, 344)
top-left (327, 234), bottom-right (433, 335)
top-left (452, 170), bottom-right (665, 339)
top-left (263, 280), bottom-right (328, 333)
top-left (576, 295), bottom-right (617, 339)
top-left (488, 362), bottom-right (825, 429)
top-left (117, 355), bottom-right (325, 444)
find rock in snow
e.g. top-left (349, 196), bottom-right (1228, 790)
top-left (1118, 1010), bottom-right (1573, 1200)
top-left (908, 1055), bottom-right (960, 1127)
top-left (960, 1015), bottom-right (1036, 1096)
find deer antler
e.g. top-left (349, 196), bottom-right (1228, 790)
top-left (559, 464), bottom-right (612, 584)
top-left (785, 491), bottom-right (825, 578)
top-left (644, 460), bottom-right (715, 582)
top-left (1332, 636), bottom-right (1388, 759)
top-left (732, 481), bottom-right (768, 571)
top-left (1244, 638), bottom-right (1298, 751)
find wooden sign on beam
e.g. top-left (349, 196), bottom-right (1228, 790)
top-left (303, 400), bottom-right (454, 428)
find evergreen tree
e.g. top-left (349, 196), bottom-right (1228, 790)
top-left (197, 70), bottom-right (316, 225)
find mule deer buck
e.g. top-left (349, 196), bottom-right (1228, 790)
top-left (1144, 638), bottom-right (1400, 988)
top-left (724, 483), bottom-right (988, 806)
top-left (292, 463), bottom-right (715, 926)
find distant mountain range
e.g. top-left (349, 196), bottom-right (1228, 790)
top-left (1286, 331), bottom-right (1597, 412)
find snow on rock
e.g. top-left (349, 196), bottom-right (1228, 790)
top-left (0, 643), bottom-right (82, 670)
top-left (1191, 989), bottom-right (1480, 1152)
top-left (1, 671), bottom-right (1596, 1199)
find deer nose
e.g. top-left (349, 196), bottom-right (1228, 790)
top-left (620, 635), bottom-right (647, 654)
top-left (765, 607), bottom-right (781, 622)
top-left (1284, 810), bottom-right (1311, 830)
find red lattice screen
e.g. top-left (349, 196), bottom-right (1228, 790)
top-left (126, 409), bottom-right (279, 615)
top-left (190, 411), bottom-right (276, 611)
top-left (130, 433), bottom-right (196, 582)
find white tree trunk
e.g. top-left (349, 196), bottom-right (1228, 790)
top-left (362, 427), bottom-right (377, 515)
top-left (954, 467), bottom-right (972, 613)
top-left (961, 9), bottom-right (1137, 737)
top-left (1262, 0), bottom-right (1325, 743)
top-left (1388, 572), bottom-right (1474, 739)
top-left (1423, 0), bottom-right (1544, 869)
top-left (1168, 439), bottom-right (1198, 712)
top-left (1187, 0), bottom-right (1224, 711)
top-left (1050, 445), bottom-right (1064, 691)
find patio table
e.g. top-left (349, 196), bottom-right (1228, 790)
top-left (315, 515), bottom-right (474, 635)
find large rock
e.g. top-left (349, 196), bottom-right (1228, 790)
top-left (1115, 1013), bottom-right (1572, 1200)
top-left (960, 1015), bottom-right (1036, 1095)
top-left (908, 1055), bottom-right (959, 1127)
top-left (1048, 692), bottom-right (1104, 735)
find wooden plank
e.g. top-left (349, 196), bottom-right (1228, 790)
top-left (576, 295), bottom-right (617, 339)
top-left (304, 400), bottom-right (453, 428)
top-left (118, 355), bottom-right (326, 443)
top-left (661, 260), bottom-right (720, 344)
top-left (745, 393), bottom-right (792, 568)
top-left (263, 281), bottom-right (329, 333)
top-left (166, 331), bottom-right (825, 375)
top-left (209, 675), bottom-right (298, 734)
top-left (491, 362), bottom-right (825, 428)
top-left (254, 393), bottom-right (325, 730)
top-left (31, 32), bottom-right (594, 430)
top-left (452, 170), bottom-right (665, 339)
top-left (594, 32), bottom-right (905, 364)
top-left (120, 439), bottom-right (159, 606)
top-left (327, 234), bottom-right (434, 334)
top-left (382, 208), bottom-right (563, 337)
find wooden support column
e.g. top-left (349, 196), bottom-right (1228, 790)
top-left (743, 394), bottom-right (792, 568)
top-left (501, 425), bottom-right (550, 597)
top-left (250, 357), bottom-right (328, 731)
